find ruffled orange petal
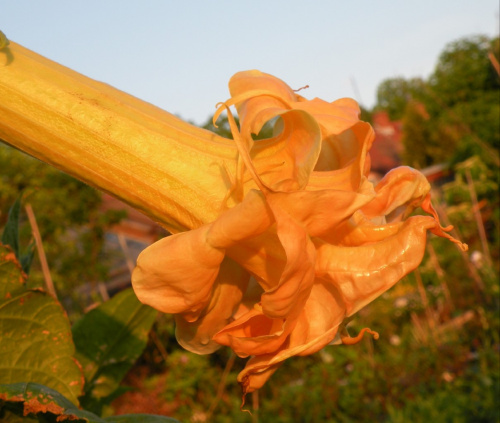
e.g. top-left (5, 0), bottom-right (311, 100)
top-left (259, 194), bottom-right (317, 318)
top-left (237, 282), bottom-right (346, 395)
top-left (308, 122), bottom-right (375, 191)
top-left (222, 70), bottom-right (366, 194)
top-left (132, 225), bottom-right (225, 321)
top-left (315, 215), bottom-right (445, 317)
top-left (362, 166), bottom-right (431, 221)
top-left (133, 188), bottom-right (278, 320)
top-left (175, 258), bottom-right (249, 354)
top-left (213, 307), bottom-right (289, 357)
top-left (420, 194), bottom-right (467, 250)
top-left (217, 192), bottom-right (319, 357)
top-left (292, 282), bottom-right (346, 356)
top-left (325, 210), bottom-right (406, 246)
top-left (227, 70), bottom-right (296, 136)
top-left (293, 97), bottom-right (360, 141)
top-left (207, 189), bottom-right (274, 248)
top-left (227, 232), bottom-right (286, 291)
top-left (268, 188), bottom-right (374, 239)
top-left (248, 109), bottom-right (322, 192)
top-left (217, 178), bottom-right (365, 357)
top-left (227, 70), bottom-right (359, 142)
top-left (356, 166), bottom-right (467, 250)
top-left (239, 362), bottom-right (281, 399)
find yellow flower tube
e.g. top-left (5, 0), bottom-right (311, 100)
top-left (0, 37), bottom-right (237, 233)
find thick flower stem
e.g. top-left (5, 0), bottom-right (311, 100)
top-left (0, 40), bottom-right (238, 233)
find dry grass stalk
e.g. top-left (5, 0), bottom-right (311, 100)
top-left (25, 203), bottom-right (57, 299)
top-left (427, 243), bottom-right (454, 311)
top-left (414, 268), bottom-right (438, 344)
top-left (205, 353), bottom-right (237, 421)
top-left (432, 201), bottom-right (485, 292)
top-left (464, 167), bottom-right (493, 267)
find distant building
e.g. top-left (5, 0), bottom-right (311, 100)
top-left (369, 111), bottom-right (403, 181)
top-left (367, 111), bottom-right (452, 185)
top-left (81, 194), bottom-right (166, 301)
top-left (101, 193), bottom-right (164, 245)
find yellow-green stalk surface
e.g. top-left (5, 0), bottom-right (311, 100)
top-left (0, 40), bottom-right (237, 233)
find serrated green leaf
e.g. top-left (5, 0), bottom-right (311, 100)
top-left (0, 290), bottom-right (83, 405)
top-left (0, 243), bottom-right (27, 302)
top-left (1, 196), bottom-right (21, 258)
top-left (0, 383), bottom-right (181, 423)
top-left (72, 288), bottom-right (157, 412)
top-left (0, 244), bottom-right (83, 405)
top-left (104, 414), bottom-right (181, 423)
top-left (0, 382), bottom-right (105, 422)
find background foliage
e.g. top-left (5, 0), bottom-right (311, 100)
top-left (0, 145), bottom-right (126, 314)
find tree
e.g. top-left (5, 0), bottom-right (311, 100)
top-left (425, 35), bottom-right (500, 165)
top-left (401, 101), bottom-right (435, 168)
top-left (429, 36), bottom-right (500, 108)
top-left (375, 35), bottom-right (500, 169)
top-left (375, 77), bottom-right (426, 121)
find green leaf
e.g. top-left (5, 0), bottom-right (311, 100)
top-left (0, 248), bottom-right (83, 406)
top-left (72, 288), bottom-right (157, 412)
top-left (0, 290), bottom-right (84, 406)
top-left (0, 383), bottom-right (181, 423)
top-left (0, 198), bottom-right (35, 275)
top-left (0, 243), bottom-right (27, 301)
top-left (0, 382), bottom-right (105, 422)
top-left (1, 196), bottom-right (21, 259)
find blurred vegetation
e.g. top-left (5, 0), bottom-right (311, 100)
top-left (1, 34), bottom-right (499, 422)
top-left (375, 34), bottom-right (499, 268)
top-left (375, 35), bottom-right (500, 170)
top-left (0, 143), bottom-right (126, 315)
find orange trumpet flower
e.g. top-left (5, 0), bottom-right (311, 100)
top-left (132, 71), bottom-right (467, 397)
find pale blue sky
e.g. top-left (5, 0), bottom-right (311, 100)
top-left (1, 1), bottom-right (498, 125)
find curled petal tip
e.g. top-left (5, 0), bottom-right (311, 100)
top-left (341, 328), bottom-right (379, 345)
top-left (213, 101), bottom-right (229, 127)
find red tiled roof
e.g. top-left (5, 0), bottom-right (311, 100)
top-left (369, 111), bottom-right (403, 176)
